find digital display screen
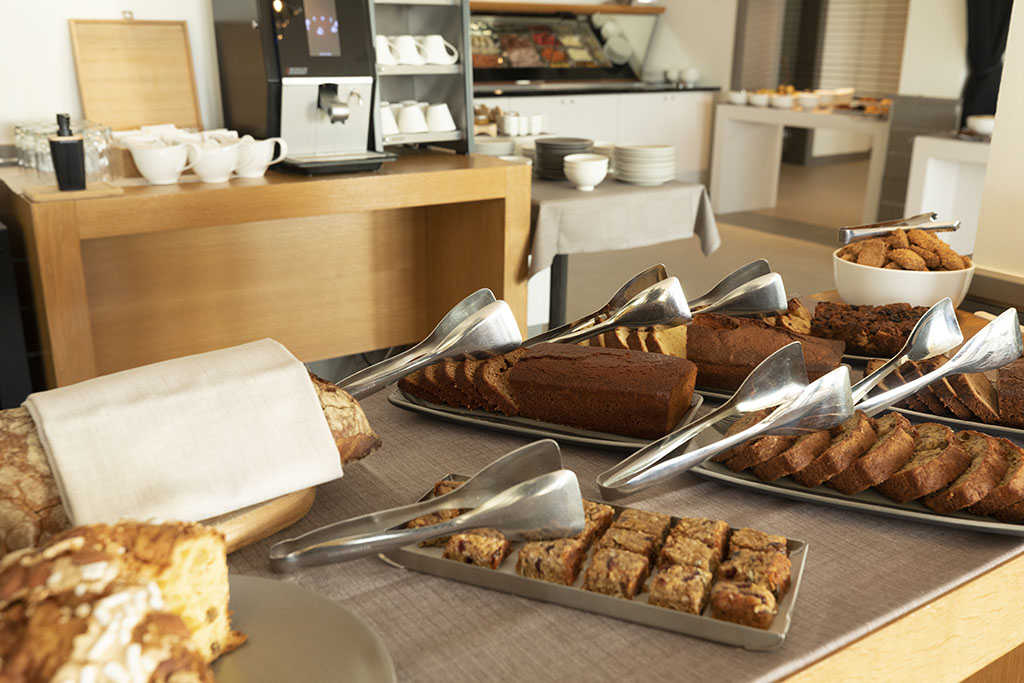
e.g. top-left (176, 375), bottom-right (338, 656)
top-left (303, 0), bottom-right (341, 57)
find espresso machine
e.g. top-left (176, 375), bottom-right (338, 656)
top-left (212, 0), bottom-right (395, 173)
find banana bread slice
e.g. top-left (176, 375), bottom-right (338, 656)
top-left (948, 372), bottom-right (1000, 424)
top-left (432, 358), bottom-right (476, 409)
top-left (456, 358), bottom-right (490, 410)
top-left (993, 499), bottom-right (1024, 523)
top-left (923, 431), bottom-right (1009, 513)
top-left (473, 348), bottom-right (527, 416)
top-left (899, 360), bottom-right (951, 416)
top-left (828, 413), bottom-right (916, 495)
top-left (398, 368), bottom-right (443, 404)
top-left (968, 438), bottom-right (1024, 515)
top-left (725, 435), bottom-right (797, 472)
top-left (998, 358), bottom-right (1024, 428)
top-left (752, 430), bottom-right (832, 482)
top-left (712, 409), bottom-right (771, 462)
top-left (876, 423), bottom-right (972, 503)
top-left (864, 358), bottom-right (927, 412)
top-left (922, 357), bottom-right (975, 419)
top-left (791, 412), bottom-right (876, 488)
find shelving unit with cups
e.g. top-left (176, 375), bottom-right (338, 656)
top-left (372, 0), bottom-right (473, 153)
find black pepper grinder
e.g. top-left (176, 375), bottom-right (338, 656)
top-left (48, 113), bottom-right (86, 191)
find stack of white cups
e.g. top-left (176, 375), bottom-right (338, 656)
top-left (380, 100), bottom-right (457, 137)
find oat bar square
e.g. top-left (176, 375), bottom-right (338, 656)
top-left (515, 538), bottom-right (587, 585)
top-left (595, 528), bottom-right (661, 561)
top-left (657, 535), bottom-right (721, 573)
top-left (716, 549), bottom-right (792, 597)
top-left (575, 500), bottom-right (615, 550)
top-left (611, 509), bottom-right (672, 539)
top-left (710, 581), bottom-right (778, 629)
top-left (582, 548), bottom-right (650, 599)
top-left (442, 528), bottom-right (511, 569)
top-left (728, 528), bottom-right (788, 556)
top-left (668, 517), bottom-right (730, 559)
top-left (648, 565), bottom-right (712, 614)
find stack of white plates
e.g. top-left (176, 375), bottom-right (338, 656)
top-left (613, 144), bottom-right (675, 186)
top-left (475, 136), bottom-right (516, 157)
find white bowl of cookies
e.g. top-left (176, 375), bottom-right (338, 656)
top-left (833, 228), bottom-right (975, 307)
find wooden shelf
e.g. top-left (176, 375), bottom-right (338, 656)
top-left (470, 2), bottom-right (665, 14)
top-left (378, 64), bottom-right (463, 76)
top-left (383, 130), bottom-right (465, 145)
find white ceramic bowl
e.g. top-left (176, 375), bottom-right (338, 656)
top-left (563, 153), bottom-right (608, 191)
top-left (771, 93), bottom-right (794, 109)
top-left (749, 93), bottom-right (770, 107)
top-left (833, 248), bottom-right (975, 308)
top-left (814, 89), bottom-right (835, 106)
top-left (966, 115), bottom-right (995, 136)
top-left (833, 87), bottom-right (855, 105)
top-left (797, 93), bottom-right (818, 110)
top-left (728, 90), bottom-right (748, 105)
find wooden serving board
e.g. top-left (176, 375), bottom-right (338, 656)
top-left (207, 488), bottom-right (317, 554)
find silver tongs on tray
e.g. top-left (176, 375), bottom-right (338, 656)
top-left (599, 363), bottom-right (854, 498)
top-left (337, 288), bottom-right (522, 399)
top-left (838, 211), bottom-right (961, 245)
top-left (269, 440), bottom-right (584, 572)
top-left (855, 308), bottom-right (1023, 416)
top-left (525, 260), bottom-right (787, 347)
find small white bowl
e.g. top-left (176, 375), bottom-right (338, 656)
top-left (797, 93), bottom-right (818, 110)
top-left (814, 89), bottom-right (835, 106)
top-left (966, 115), bottom-right (995, 136)
top-left (748, 93), bottom-right (770, 107)
top-left (833, 249), bottom-right (975, 308)
top-left (771, 93), bottom-right (794, 109)
top-left (563, 153), bottom-right (609, 191)
top-left (833, 87), bottom-right (855, 105)
top-left (728, 90), bottom-right (748, 105)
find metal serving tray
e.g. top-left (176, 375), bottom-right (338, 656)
top-left (387, 389), bottom-right (703, 451)
top-left (381, 477), bottom-right (808, 651)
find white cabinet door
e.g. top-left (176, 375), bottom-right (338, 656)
top-left (616, 91), bottom-right (714, 182)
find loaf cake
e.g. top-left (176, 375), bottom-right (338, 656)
top-left (791, 412), bottom-right (876, 488)
top-left (968, 439), bottom-right (1024, 515)
top-left (876, 423), bottom-right (972, 503)
top-left (0, 521), bottom-right (243, 682)
top-left (828, 413), bottom-right (916, 495)
top-left (922, 431), bottom-right (1009, 513)
top-left (0, 374), bottom-right (379, 557)
top-left (752, 430), bottom-right (832, 482)
top-left (508, 343), bottom-right (698, 439)
top-left (998, 358), bottom-right (1024, 428)
top-left (810, 301), bottom-right (929, 357)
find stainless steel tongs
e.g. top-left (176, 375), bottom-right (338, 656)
top-left (269, 440), bottom-right (584, 571)
top-left (599, 365), bottom-right (854, 498)
top-left (838, 211), bottom-right (960, 245)
top-left (336, 288), bottom-right (522, 399)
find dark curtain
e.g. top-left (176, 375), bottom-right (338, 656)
top-left (961, 0), bottom-right (1015, 126)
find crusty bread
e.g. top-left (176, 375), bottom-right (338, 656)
top-left (0, 375), bottom-right (379, 557)
top-left (876, 423), bottom-right (972, 503)
top-left (827, 414), bottom-right (916, 495)
top-left (0, 521), bottom-right (242, 681)
top-left (791, 412), bottom-right (876, 488)
top-left (968, 438), bottom-right (1024, 515)
top-left (922, 431), bottom-right (1009, 513)
top-left (752, 430), bottom-right (832, 482)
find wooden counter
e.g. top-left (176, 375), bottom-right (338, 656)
top-left (0, 153), bottom-right (531, 387)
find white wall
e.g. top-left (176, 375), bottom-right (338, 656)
top-left (973, 3), bottom-right (1024, 278)
top-left (897, 0), bottom-right (968, 99)
top-left (0, 0), bottom-right (222, 144)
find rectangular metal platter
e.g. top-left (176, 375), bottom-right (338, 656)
top-left (686, 427), bottom-right (1024, 537)
top-left (387, 389), bottom-right (703, 451)
top-left (381, 478), bottom-right (808, 651)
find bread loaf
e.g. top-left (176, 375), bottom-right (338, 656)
top-left (0, 375), bottom-right (380, 556)
top-left (0, 521), bottom-right (242, 681)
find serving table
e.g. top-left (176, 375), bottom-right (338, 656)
top-left (230, 388), bottom-right (1024, 682)
top-left (0, 153), bottom-right (531, 388)
top-left (710, 103), bottom-right (890, 224)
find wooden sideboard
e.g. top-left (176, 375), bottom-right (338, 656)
top-left (0, 153), bottom-right (531, 387)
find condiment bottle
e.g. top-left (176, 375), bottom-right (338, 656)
top-left (48, 113), bottom-right (86, 191)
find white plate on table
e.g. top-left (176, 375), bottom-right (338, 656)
top-left (213, 575), bottom-right (396, 683)
top-left (388, 389), bottom-right (703, 450)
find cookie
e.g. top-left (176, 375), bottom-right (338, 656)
top-left (909, 245), bottom-right (941, 268)
top-left (886, 229), bottom-right (910, 249)
top-left (907, 228), bottom-right (943, 251)
top-left (889, 248), bottom-right (927, 271)
top-left (855, 239), bottom-right (888, 268)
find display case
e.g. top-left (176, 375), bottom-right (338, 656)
top-left (469, 3), bottom-right (661, 86)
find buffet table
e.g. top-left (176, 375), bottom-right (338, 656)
top-left (230, 390), bottom-right (1024, 681)
top-left (710, 104), bottom-right (890, 223)
top-left (0, 153), bottom-right (531, 387)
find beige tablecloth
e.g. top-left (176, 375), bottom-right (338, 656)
top-left (229, 392), bottom-right (1024, 682)
top-left (529, 179), bottom-right (721, 276)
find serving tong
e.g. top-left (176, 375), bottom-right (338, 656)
top-left (269, 440), bottom-right (584, 572)
top-left (336, 288), bottom-right (522, 399)
top-left (838, 211), bottom-right (960, 245)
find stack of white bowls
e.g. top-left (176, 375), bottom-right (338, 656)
top-left (474, 136), bottom-right (516, 156)
top-left (613, 144), bottom-right (675, 186)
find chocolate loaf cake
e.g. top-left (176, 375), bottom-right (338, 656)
top-left (810, 301), bottom-right (929, 357)
top-left (509, 343), bottom-right (698, 439)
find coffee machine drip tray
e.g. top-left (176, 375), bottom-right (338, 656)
top-left (281, 151), bottom-right (398, 175)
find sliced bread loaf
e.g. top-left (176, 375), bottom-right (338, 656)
top-left (645, 325), bottom-right (688, 358)
top-left (968, 438), bottom-right (1024, 515)
top-left (948, 372), bottom-right (1000, 424)
top-left (900, 360), bottom-right (951, 416)
top-left (827, 413), bottom-right (916, 495)
top-left (473, 348), bottom-right (527, 416)
top-left (456, 358), bottom-right (489, 410)
top-left (997, 358), bottom-right (1024, 428)
top-left (923, 431), bottom-right (1009, 513)
top-left (752, 430), bottom-right (832, 482)
top-left (993, 499), bottom-right (1024, 523)
top-left (724, 436), bottom-right (797, 472)
top-left (876, 423), bottom-right (972, 503)
top-left (922, 357), bottom-right (975, 420)
top-left (398, 368), bottom-right (443, 404)
top-left (791, 412), bottom-right (876, 488)
top-left (712, 409), bottom-right (771, 463)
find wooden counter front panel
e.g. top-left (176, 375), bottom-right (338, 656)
top-left (81, 208), bottom-right (430, 374)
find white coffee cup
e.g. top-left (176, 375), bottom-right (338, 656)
top-left (375, 34), bottom-right (399, 66)
top-left (235, 136), bottom-right (288, 178)
top-left (416, 34), bottom-right (459, 65)
top-left (128, 142), bottom-right (195, 185)
top-left (389, 35), bottom-right (426, 66)
top-left (389, 102), bottom-right (403, 117)
top-left (189, 142), bottom-right (242, 183)
top-left (530, 113), bottom-right (546, 135)
top-left (397, 104), bottom-right (430, 134)
top-left (380, 105), bottom-right (400, 136)
top-left (426, 103), bottom-right (457, 132)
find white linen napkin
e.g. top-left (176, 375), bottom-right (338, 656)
top-left (24, 339), bottom-right (342, 525)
